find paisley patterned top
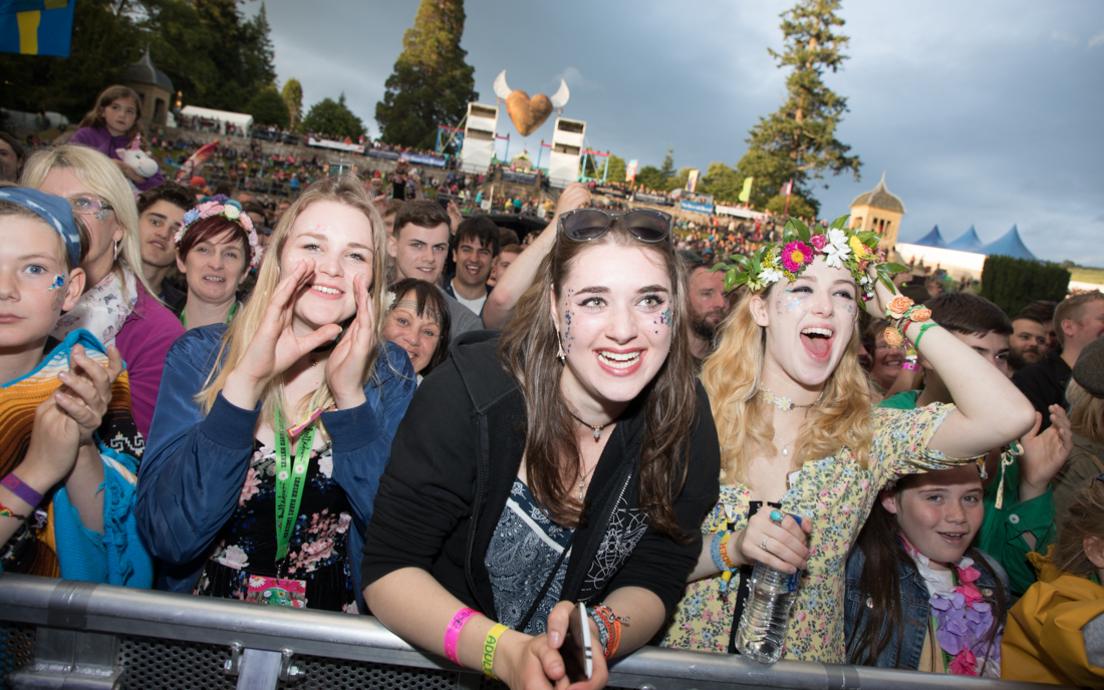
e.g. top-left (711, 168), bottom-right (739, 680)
top-left (661, 403), bottom-right (971, 662)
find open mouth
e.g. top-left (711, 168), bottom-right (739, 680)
top-left (596, 349), bottom-right (643, 375)
top-left (311, 284), bottom-right (343, 298)
top-left (202, 275), bottom-right (226, 283)
top-left (800, 327), bottom-right (834, 360)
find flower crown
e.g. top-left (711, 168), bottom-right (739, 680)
top-left (713, 215), bottom-right (907, 300)
top-left (174, 195), bottom-right (262, 269)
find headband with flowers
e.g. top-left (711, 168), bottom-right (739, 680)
top-left (712, 214), bottom-right (907, 301)
top-left (174, 195), bottom-right (262, 269)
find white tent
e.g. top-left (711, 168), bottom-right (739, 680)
top-left (178, 106), bottom-right (253, 136)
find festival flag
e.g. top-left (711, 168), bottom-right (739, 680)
top-left (0, 0), bottom-right (75, 57)
top-left (175, 141), bottom-right (220, 183)
top-left (625, 159), bottom-right (638, 183)
top-left (780, 179), bottom-right (794, 196)
top-left (686, 168), bottom-right (700, 193)
top-left (738, 176), bottom-right (753, 203)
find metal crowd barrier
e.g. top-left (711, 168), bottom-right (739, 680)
top-left (0, 574), bottom-right (1051, 690)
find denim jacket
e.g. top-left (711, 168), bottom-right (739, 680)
top-left (844, 545), bottom-right (1006, 669)
top-left (136, 324), bottom-right (415, 595)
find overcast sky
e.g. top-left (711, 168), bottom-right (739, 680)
top-left (252, 1), bottom-right (1104, 266)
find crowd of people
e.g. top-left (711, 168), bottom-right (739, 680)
top-left (0, 84), bottom-right (1101, 689)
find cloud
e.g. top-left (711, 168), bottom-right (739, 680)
top-left (1089, 31), bottom-right (1104, 48)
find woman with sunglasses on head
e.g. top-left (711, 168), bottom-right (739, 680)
top-left (362, 208), bottom-right (720, 689)
top-left (660, 217), bottom-right (1035, 663)
top-left (22, 145), bottom-right (184, 437)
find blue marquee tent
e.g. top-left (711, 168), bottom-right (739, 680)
top-left (911, 225), bottom-right (947, 248)
top-left (946, 225), bottom-right (985, 252)
top-left (982, 225), bottom-right (1037, 260)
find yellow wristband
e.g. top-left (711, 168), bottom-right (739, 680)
top-left (482, 623), bottom-right (508, 678)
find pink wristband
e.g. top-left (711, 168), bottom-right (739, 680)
top-left (443, 607), bottom-right (478, 664)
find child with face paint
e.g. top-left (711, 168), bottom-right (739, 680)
top-left (846, 465), bottom-right (1008, 675)
top-left (662, 218), bottom-right (1035, 663)
top-left (0, 187), bottom-right (151, 587)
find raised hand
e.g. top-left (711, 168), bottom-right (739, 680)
top-left (1020, 405), bottom-right (1074, 500)
top-left (325, 272), bottom-right (376, 409)
top-left (222, 260), bottom-right (342, 409)
top-left (553, 183), bottom-right (592, 220)
top-left (55, 344), bottom-right (124, 444)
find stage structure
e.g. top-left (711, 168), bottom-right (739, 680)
top-left (546, 117), bottom-right (586, 188)
top-left (457, 102), bottom-right (499, 174)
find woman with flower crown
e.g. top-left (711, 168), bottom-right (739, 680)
top-left (660, 216), bottom-right (1035, 663)
top-left (173, 196), bottom-right (260, 329)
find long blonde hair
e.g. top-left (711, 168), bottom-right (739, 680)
top-left (197, 176), bottom-right (391, 430)
top-left (702, 289), bottom-right (873, 484)
top-left (21, 145), bottom-right (151, 300)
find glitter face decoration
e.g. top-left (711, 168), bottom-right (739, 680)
top-left (48, 274), bottom-right (66, 290)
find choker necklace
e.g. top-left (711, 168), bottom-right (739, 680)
top-left (758, 388), bottom-right (817, 412)
top-left (567, 409), bottom-right (613, 442)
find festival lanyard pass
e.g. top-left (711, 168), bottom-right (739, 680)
top-left (273, 407), bottom-right (316, 562)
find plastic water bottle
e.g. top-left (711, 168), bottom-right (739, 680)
top-left (734, 515), bottom-right (803, 664)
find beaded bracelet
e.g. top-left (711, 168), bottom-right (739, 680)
top-left (481, 623), bottom-right (508, 678)
top-left (589, 604), bottom-right (622, 659)
top-left (443, 607), bottom-right (478, 665)
top-left (0, 500), bottom-right (28, 520)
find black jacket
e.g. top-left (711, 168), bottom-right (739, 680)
top-left (361, 331), bottom-right (720, 622)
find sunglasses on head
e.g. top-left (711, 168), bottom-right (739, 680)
top-left (557, 208), bottom-right (672, 244)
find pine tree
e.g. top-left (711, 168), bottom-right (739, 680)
top-left (281, 78), bottom-right (304, 129)
top-left (735, 0), bottom-right (861, 213)
top-left (375, 0), bottom-right (477, 149)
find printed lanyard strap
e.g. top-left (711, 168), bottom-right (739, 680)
top-left (274, 407), bottom-right (316, 562)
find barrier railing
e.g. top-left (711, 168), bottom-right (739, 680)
top-left (0, 574), bottom-right (1049, 690)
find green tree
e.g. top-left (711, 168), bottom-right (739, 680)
top-left (281, 78), bottom-right (304, 129)
top-left (659, 148), bottom-right (675, 181)
top-left (698, 162), bottom-right (744, 202)
top-left (246, 86), bottom-right (290, 129)
top-left (605, 154), bottom-right (626, 183)
top-left (375, 0), bottom-right (477, 149)
top-left (0, 0), bottom-right (142, 121)
top-left (635, 165), bottom-right (666, 191)
top-left (765, 192), bottom-right (816, 220)
top-left (301, 94), bottom-right (366, 139)
top-left (734, 0), bottom-right (861, 211)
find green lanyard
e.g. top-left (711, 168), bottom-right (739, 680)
top-left (179, 301), bottom-right (239, 329)
top-left (273, 407), bottom-right (316, 562)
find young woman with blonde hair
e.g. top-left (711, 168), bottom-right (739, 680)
top-left (662, 217), bottom-right (1035, 662)
top-left (136, 176), bottom-right (415, 612)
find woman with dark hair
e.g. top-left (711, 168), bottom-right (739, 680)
top-left (845, 466), bottom-right (1008, 675)
top-left (383, 278), bottom-right (451, 380)
top-left (362, 208), bottom-right (720, 689)
top-left (174, 196), bottom-right (260, 329)
top-left (69, 85), bottom-right (164, 191)
top-left (0, 131), bottom-right (26, 182)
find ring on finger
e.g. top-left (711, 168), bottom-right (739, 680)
top-left (769, 509), bottom-right (784, 524)
top-left (760, 537), bottom-right (770, 553)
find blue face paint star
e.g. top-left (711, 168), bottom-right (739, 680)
top-left (48, 274), bottom-right (66, 290)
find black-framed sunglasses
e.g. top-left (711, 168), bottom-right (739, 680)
top-left (557, 208), bottom-right (673, 244)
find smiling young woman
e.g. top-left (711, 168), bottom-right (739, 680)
top-left (661, 218), bottom-right (1035, 663)
top-left (136, 177), bottom-right (415, 612)
top-left (362, 208), bottom-right (720, 689)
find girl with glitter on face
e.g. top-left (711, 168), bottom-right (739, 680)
top-left (662, 218), bottom-right (1035, 663)
top-left (363, 208), bottom-right (720, 689)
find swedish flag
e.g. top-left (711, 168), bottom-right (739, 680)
top-left (0, 0), bottom-right (75, 57)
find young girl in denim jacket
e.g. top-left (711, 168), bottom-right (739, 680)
top-left (846, 465), bottom-right (1008, 676)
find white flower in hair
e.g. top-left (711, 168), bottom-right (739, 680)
top-left (823, 229), bottom-right (852, 269)
top-left (759, 267), bottom-right (784, 285)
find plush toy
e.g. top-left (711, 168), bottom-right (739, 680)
top-left (115, 147), bottom-right (159, 178)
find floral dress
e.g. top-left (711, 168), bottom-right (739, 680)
top-left (193, 440), bottom-right (357, 613)
top-left (662, 403), bottom-right (974, 662)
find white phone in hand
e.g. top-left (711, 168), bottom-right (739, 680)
top-left (562, 602), bottom-right (594, 681)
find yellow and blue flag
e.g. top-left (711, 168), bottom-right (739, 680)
top-left (0, 0), bottom-right (75, 57)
